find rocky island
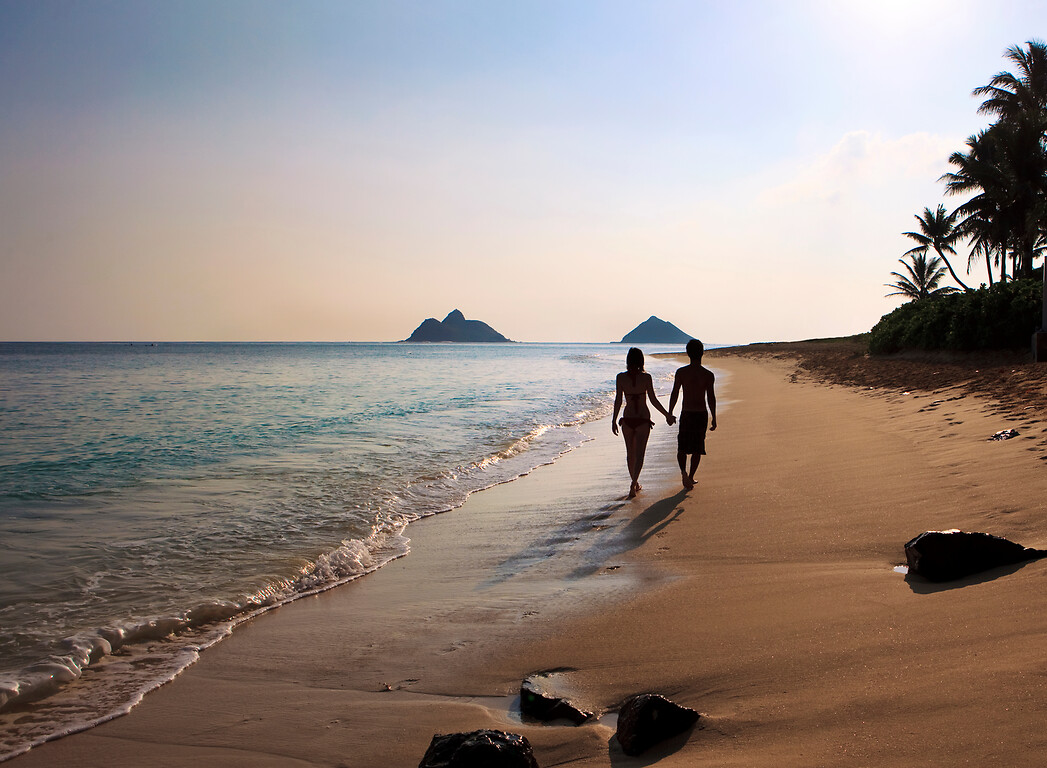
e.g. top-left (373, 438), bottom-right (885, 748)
top-left (404, 309), bottom-right (512, 342)
top-left (618, 315), bottom-right (693, 344)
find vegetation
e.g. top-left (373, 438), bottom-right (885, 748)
top-left (870, 275), bottom-right (1042, 354)
top-left (886, 252), bottom-right (958, 301)
top-left (878, 40), bottom-right (1047, 354)
top-left (901, 205), bottom-right (969, 291)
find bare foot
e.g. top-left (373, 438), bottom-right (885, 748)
top-left (628, 482), bottom-right (639, 498)
top-left (682, 474), bottom-right (694, 491)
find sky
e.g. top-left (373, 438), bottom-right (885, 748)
top-left (1, 0), bottom-right (1045, 343)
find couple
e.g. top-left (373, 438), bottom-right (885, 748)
top-left (611, 339), bottom-right (717, 498)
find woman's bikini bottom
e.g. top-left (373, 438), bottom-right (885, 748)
top-left (619, 416), bottom-right (654, 430)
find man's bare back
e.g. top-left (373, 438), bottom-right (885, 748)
top-left (667, 339), bottom-right (717, 490)
top-left (669, 363), bottom-right (716, 417)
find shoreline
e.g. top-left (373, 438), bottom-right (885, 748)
top-left (0, 341), bottom-right (645, 759)
top-left (11, 349), bottom-right (1047, 766)
top-left (6, 387), bottom-right (688, 766)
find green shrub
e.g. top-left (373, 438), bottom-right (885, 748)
top-left (869, 277), bottom-right (1043, 354)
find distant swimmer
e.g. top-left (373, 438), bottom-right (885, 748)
top-left (612, 347), bottom-right (675, 499)
top-left (668, 339), bottom-right (717, 491)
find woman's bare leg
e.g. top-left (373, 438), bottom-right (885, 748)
top-left (622, 424), bottom-right (651, 497)
top-left (632, 425), bottom-right (651, 487)
top-left (621, 424), bottom-right (639, 495)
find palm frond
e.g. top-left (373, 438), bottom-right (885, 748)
top-left (885, 252), bottom-right (956, 301)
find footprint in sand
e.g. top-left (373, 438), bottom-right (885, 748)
top-left (442, 640), bottom-right (473, 654)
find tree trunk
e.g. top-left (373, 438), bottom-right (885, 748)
top-left (1042, 259), bottom-right (1047, 330)
top-left (934, 247), bottom-right (970, 291)
top-left (1020, 243), bottom-right (1035, 279)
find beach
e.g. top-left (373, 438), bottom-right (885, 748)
top-left (10, 347), bottom-right (1047, 767)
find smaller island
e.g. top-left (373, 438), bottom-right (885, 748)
top-left (618, 316), bottom-right (694, 344)
top-left (403, 310), bottom-right (513, 343)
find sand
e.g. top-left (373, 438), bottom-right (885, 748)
top-left (10, 349), bottom-right (1047, 767)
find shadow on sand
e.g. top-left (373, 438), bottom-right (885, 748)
top-left (606, 726), bottom-right (696, 767)
top-left (478, 488), bottom-right (692, 589)
top-left (903, 560), bottom-right (1035, 594)
top-left (477, 499), bottom-right (629, 588)
top-left (622, 489), bottom-right (689, 547)
top-left (566, 489), bottom-right (690, 580)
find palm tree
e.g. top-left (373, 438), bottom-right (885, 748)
top-left (962, 212), bottom-right (1000, 286)
top-left (942, 122), bottom-right (1047, 281)
top-left (902, 205), bottom-right (971, 290)
top-left (991, 117), bottom-right (1047, 278)
top-left (885, 253), bottom-right (958, 302)
top-left (941, 133), bottom-right (1002, 283)
top-left (973, 40), bottom-right (1047, 123)
top-left (970, 41), bottom-right (1047, 281)
top-left (948, 39), bottom-right (1047, 344)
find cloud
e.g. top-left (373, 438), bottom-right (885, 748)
top-left (759, 130), bottom-right (961, 206)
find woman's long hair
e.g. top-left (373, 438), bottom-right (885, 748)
top-left (626, 347), bottom-right (644, 373)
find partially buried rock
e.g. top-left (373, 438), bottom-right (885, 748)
top-left (418, 729), bottom-right (538, 768)
top-left (519, 676), bottom-right (592, 725)
top-left (615, 693), bottom-right (700, 756)
top-left (905, 529), bottom-right (1047, 582)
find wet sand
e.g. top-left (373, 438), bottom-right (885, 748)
top-left (12, 348), bottom-right (1047, 766)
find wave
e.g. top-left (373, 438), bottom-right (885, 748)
top-left (0, 407), bottom-right (610, 762)
top-left (0, 527), bottom-right (409, 761)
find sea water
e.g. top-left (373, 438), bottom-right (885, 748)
top-left (0, 341), bottom-right (685, 759)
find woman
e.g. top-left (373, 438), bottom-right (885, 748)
top-left (612, 347), bottom-right (674, 498)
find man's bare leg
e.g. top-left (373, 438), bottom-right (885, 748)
top-left (678, 451), bottom-right (694, 490)
top-left (687, 454), bottom-right (701, 488)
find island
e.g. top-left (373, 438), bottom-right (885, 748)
top-left (403, 309), bottom-right (513, 342)
top-left (618, 316), bottom-right (693, 344)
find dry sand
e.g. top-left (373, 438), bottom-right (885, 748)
top-left (11, 348), bottom-right (1047, 767)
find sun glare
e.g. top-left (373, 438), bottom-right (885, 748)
top-left (828, 0), bottom-right (955, 34)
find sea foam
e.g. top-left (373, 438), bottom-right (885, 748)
top-left (0, 341), bottom-right (681, 759)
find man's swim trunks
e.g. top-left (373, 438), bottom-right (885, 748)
top-left (677, 411), bottom-right (708, 455)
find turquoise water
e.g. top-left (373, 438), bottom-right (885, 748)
top-left (0, 341), bottom-right (684, 758)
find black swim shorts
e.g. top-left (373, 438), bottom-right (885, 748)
top-left (677, 411), bottom-right (708, 455)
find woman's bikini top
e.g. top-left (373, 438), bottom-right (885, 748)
top-left (622, 373), bottom-right (650, 410)
top-left (620, 373), bottom-right (654, 428)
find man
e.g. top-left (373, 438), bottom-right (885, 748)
top-left (668, 338), bottom-right (717, 490)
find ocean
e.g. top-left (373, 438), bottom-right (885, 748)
top-left (0, 341), bottom-right (685, 760)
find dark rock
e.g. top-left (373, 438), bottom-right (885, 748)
top-left (618, 316), bottom-right (693, 345)
top-left (519, 677), bottom-right (592, 725)
top-left (404, 309), bottom-right (512, 342)
top-left (418, 730), bottom-right (538, 768)
top-left (989, 429), bottom-right (1020, 440)
top-left (615, 693), bottom-right (700, 756)
top-left (905, 529), bottom-right (1047, 582)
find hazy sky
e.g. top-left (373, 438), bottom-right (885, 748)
top-left (2, 0), bottom-right (1044, 342)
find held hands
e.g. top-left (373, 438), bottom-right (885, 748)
top-left (666, 413), bottom-right (676, 426)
